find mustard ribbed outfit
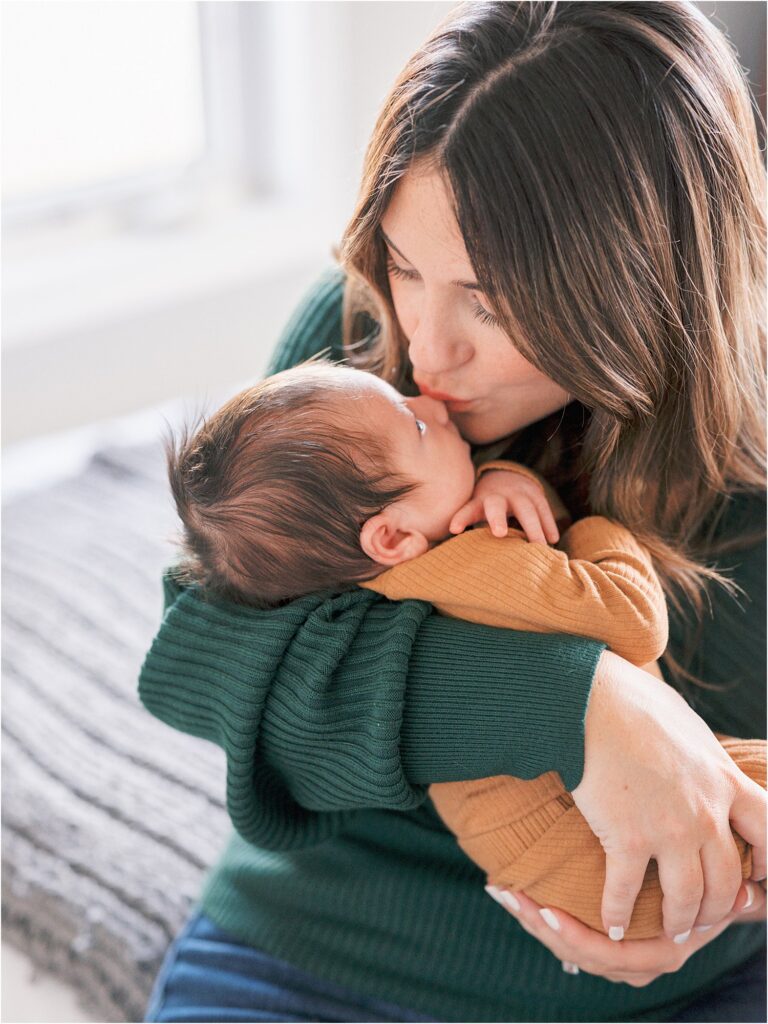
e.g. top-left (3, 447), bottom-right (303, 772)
top-left (362, 461), bottom-right (766, 939)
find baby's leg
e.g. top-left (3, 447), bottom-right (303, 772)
top-left (429, 736), bottom-right (766, 939)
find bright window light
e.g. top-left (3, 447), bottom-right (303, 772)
top-left (1, 0), bottom-right (206, 203)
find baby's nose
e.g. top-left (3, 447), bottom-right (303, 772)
top-left (423, 396), bottom-right (449, 425)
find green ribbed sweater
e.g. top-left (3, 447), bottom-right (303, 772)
top-left (139, 267), bottom-right (766, 1022)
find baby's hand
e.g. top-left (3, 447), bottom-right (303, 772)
top-left (448, 470), bottom-right (560, 544)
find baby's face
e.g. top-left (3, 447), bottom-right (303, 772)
top-left (355, 374), bottom-right (476, 542)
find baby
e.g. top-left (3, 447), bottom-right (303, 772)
top-left (168, 360), bottom-right (765, 938)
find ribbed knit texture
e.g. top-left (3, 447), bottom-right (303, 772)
top-left (139, 267), bottom-right (766, 1022)
top-left (363, 511), bottom-right (669, 665)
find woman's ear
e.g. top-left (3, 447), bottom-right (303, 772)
top-left (360, 512), bottom-right (429, 567)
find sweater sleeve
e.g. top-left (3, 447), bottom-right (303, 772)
top-left (140, 269), bottom-right (606, 838)
top-left (363, 517), bottom-right (668, 666)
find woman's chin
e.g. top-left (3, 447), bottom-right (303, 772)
top-left (453, 402), bottom-right (570, 446)
top-left (452, 413), bottom-right (520, 447)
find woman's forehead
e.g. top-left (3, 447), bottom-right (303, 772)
top-left (381, 169), bottom-right (468, 264)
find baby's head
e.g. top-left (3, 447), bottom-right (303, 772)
top-left (167, 361), bottom-right (475, 607)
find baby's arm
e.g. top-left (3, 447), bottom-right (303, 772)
top-left (365, 514), bottom-right (668, 668)
top-left (447, 459), bottom-right (665, 670)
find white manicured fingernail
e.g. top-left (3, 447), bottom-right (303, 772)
top-left (561, 961), bottom-right (580, 975)
top-left (484, 885), bottom-right (520, 913)
top-left (500, 891), bottom-right (521, 913)
top-left (673, 930), bottom-right (691, 944)
top-left (539, 908), bottom-right (560, 931)
top-left (741, 883), bottom-right (755, 910)
top-left (608, 926), bottom-right (624, 941)
top-left (694, 925), bottom-right (713, 932)
top-left (484, 885), bottom-right (505, 906)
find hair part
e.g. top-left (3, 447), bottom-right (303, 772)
top-left (339, 0), bottom-right (766, 690)
top-left (166, 362), bottom-right (418, 608)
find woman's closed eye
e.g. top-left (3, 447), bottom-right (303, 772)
top-left (386, 257), bottom-right (501, 328)
top-left (386, 257), bottom-right (419, 282)
top-left (471, 300), bottom-right (501, 328)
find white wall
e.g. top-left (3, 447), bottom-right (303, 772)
top-left (2, 1), bottom-right (457, 445)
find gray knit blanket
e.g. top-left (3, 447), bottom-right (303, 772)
top-left (2, 442), bottom-right (229, 1022)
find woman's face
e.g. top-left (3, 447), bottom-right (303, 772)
top-left (380, 169), bottom-right (571, 445)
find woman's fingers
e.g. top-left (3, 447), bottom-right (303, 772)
top-left (731, 880), bottom-right (767, 922)
top-left (486, 889), bottom-right (650, 981)
top-left (694, 827), bottom-right (744, 927)
top-left (485, 886), bottom-right (737, 985)
top-left (730, 780), bottom-right (767, 882)
top-left (656, 850), bottom-right (705, 940)
top-left (601, 851), bottom-right (649, 938)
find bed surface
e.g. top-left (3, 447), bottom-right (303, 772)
top-left (2, 441), bottom-right (229, 1022)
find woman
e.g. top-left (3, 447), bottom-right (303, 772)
top-left (141, 2), bottom-right (766, 1021)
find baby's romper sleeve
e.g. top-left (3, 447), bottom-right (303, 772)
top-left (363, 509), bottom-right (766, 938)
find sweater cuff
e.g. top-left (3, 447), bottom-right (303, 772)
top-left (400, 614), bottom-right (605, 792)
top-left (476, 460), bottom-right (545, 487)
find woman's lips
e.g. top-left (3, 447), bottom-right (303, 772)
top-left (417, 383), bottom-right (475, 411)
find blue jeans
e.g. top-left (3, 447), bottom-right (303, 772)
top-left (146, 911), bottom-right (766, 1023)
top-left (145, 912), bottom-right (437, 1022)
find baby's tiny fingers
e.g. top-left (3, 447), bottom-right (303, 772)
top-left (511, 498), bottom-right (547, 544)
top-left (449, 500), bottom-right (478, 534)
top-left (535, 495), bottom-right (560, 543)
top-left (483, 495), bottom-right (509, 537)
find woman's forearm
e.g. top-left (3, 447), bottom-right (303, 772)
top-left (400, 613), bottom-right (603, 791)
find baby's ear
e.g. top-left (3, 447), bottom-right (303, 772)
top-left (360, 513), bottom-right (429, 567)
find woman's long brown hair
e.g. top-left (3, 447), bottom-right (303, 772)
top-left (339, 0), bottom-right (766, 689)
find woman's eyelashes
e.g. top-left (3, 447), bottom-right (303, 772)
top-left (386, 257), bottom-right (419, 282)
top-left (471, 300), bottom-right (501, 328)
top-left (385, 257), bottom-right (501, 328)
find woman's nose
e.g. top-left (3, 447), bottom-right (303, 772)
top-left (407, 302), bottom-right (473, 377)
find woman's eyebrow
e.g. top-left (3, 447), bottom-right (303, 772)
top-left (380, 230), bottom-right (412, 264)
top-left (380, 229), bottom-right (482, 291)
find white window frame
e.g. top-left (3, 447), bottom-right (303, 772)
top-left (1, 3), bottom-right (279, 231)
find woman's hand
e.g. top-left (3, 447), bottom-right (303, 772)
top-left (572, 651), bottom-right (766, 941)
top-left (485, 883), bottom-right (764, 986)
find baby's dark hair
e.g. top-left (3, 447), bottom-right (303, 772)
top-left (166, 361), bottom-right (418, 608)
